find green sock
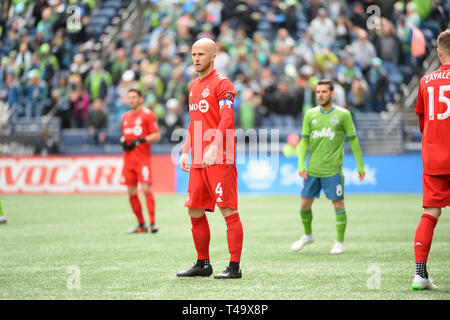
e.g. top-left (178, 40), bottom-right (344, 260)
top-left (0, 200), bottom-right (3, 216)
top-left (300, 209), bottom-right (313, 235)
top-left (335, 208), bottom-right (347, 243)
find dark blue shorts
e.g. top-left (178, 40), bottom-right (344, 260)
top-left (301, 172), bottom-right (344, 200)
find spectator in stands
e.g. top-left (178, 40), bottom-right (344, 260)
top-left (406, 2), bottom-right (421, 28)
top-left (15, 42), bottom-right (32, 79)
top-left (349, 1), bottom-right (367, 30)
top-left (69, 75), bottom-right (90, 128)
top-left (267, 0), bottom-right (288, 31)
top-left (24, 69), bottom-right (48, 118)
top-left (368, 57), bottom-right (389, 112)
top-left (206, 0), bottom-right (223, 36)
top-left (251, 31), bottom-right (271, 66)
top-left (347, 78), bottom-right (370, 114)
top-left (271, 79), bottom-right (297, 127)
top-left (52, 73), bottom-right (71, 128)
top-left (312, 47), bottom-right (339, 75)
top-left (351, 29), bottom-right (377, 76)
top-left (294, 65), bottom-right (318, 115)
top-left (87, 98), bottom-right (107, 145)
top-left (295, 32), bottom-right (319, 66)
top-left (1, 72), bottom-right (21, 117)
top-left (328, 0), bottom-right (345, 22)
top-left (273, 28), bottom-right (296, 53)
top-left (36, 6), bottom-right (56, 43)
top-left (162, 98), bottom-right (183, 144)
top-left (142, 0), bottom-right (161, 34)
top-left (163, 67), bottom-right (188, 106)
top-left (51, 28), bottom-right (72, 70)
top-left (70, 53), bottom-right (89, 79)
top-left (334, 16), bottom-right (352, 49)
top-left (109, 47), bottom-right (129, 85)
top-left (216, 21), bottom-right (235, 53)
top-left (373, 18), bottom-right (403, 65)
top-left (214, 42), bottom-right (234, 77)
top-left (336, 53), bottom-right (363, 91)
top-left (112, 69), bottom-right (137, 123)
top-left (34, 127), bottom-right (59, 156)
top-left (308, 7), bottom-right (336, 48)
top-left (239, 87), bottom-right (259, 130)
top-left (84, 60), bottom-right (112, 102)
top-left (38, 43), bottom-right (60, 84)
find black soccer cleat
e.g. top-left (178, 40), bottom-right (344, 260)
top-left (214, 266), bottom-right (242, 279)
top-left (176, 264), bottom-right (213, 277)
top-left (150, 223), bottom-right (159, 234)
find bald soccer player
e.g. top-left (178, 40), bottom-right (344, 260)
top-left (176, 38), bottom-right (244, 279)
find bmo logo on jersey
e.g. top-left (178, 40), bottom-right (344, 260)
top-left (189, 100), bottom-right (210, 113)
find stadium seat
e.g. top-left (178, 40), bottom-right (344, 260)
top-left (61, 129), bottom-right (90, 146)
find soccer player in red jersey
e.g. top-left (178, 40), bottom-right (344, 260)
top-left (176, 38), bottom-right (244, 279)
top-left (412, 29), bottom-right (450, 290)
top-left (120, 89), bottom-right (161, 234)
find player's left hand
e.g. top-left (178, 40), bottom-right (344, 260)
top-left (129, 137), bottom-right (146, 149)
top-left (202, 145), bottom-right (218, 168)
top-left (359, 172), bottom-right (365, 181)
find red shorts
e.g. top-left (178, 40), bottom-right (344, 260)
top-left (422, 173), bottom-right (450, 208)
top-left (121, 161), bottom-right (152, 186)
top-left (185, 164), bottom-right (238, 212)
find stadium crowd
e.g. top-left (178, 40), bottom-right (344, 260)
top-left (0, 0), bottom-right (448, 146)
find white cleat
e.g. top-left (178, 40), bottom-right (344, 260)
top-left (330, 241), bottom-right (344, 254)
top-left (291, 234), bottom-right (314, 251)
top-left (412, 275), bottom-right (438, 290)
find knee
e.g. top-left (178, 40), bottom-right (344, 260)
top-left (188, 208), bottom-right (205, 218)
top-left (332, 200), bottom-right (345, 210)
top-left (128, 187), bottom-right (138, 197)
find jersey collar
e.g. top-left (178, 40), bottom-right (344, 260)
top-left (320, 104), bottom-right (335, 114)
top-left (199, 69), bottom-right (216, 82)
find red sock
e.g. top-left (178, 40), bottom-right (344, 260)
top-left (414, 213), bottom-right (438, 262)
top-left (145, 192), bottom-right (155, 224)
top-left (191, 215), bottom-right (210, 260)
top-left (225, 212), bottom-right (243, 263)
top-left (129, 195), bottom-right (144, 225)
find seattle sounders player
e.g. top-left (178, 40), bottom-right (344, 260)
top-left (290, 79), bottom-right (365, 254)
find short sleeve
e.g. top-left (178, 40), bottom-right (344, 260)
top-left (216, 78), bottom-right (237, 101)
top-left (146, 110), bottom-right (159, 133)
top-left (344, 111), bottom-right (357, 138)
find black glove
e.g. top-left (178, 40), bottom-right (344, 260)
top-left (121, 138), bottom-right (146, 151)
top-left (129, 137), bottom-right (146, 148)
top-left (120, 140), bottom-right (133, 151)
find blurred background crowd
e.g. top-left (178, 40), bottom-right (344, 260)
top-left (0, 0), bottom-right (448, 151)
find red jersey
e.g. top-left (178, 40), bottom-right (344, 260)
top-left (183, 69), bottom-right (237, 168)
top-left (416, 64), bottom-right (450, 175)
top-left (121, 106), bottom-right (159, 168)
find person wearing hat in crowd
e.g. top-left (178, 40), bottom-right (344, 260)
top-left (39, 43), bottom-right (60, 84)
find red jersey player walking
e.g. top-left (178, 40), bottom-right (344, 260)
top-left (412, 29), bottom-right (450, 290)
top-left (176, 38), bottom-right (244, 279)
top-left (120, 89), bottom-right (161, 234)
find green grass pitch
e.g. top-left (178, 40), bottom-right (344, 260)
top-left (0, 194), bottom-right (449, 300)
